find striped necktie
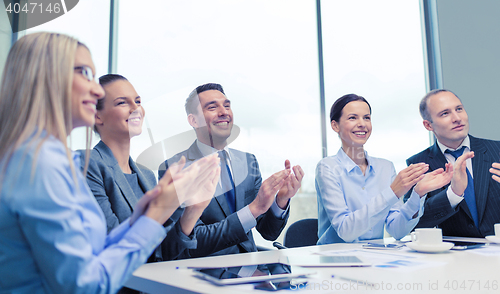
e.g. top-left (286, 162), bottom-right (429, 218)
top-left (446, 147), bottom-right (478, 227)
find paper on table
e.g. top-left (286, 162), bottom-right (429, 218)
top-left (466, 245), bottom-right (500, 256)
top-left (315, 249), bottom-right (445, 271)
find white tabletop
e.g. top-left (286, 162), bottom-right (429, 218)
top-left (124, 239), bottom-right (500, 293)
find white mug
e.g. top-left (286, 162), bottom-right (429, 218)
top-left (411, 228), bottom-right (442, 246)
top-left (494, 224), bottom-right (500, 237)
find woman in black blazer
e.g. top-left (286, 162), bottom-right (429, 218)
top-left (85, 74), bottom-right (219, 263)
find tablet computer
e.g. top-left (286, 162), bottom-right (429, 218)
top-left (284, 255), bottom-right (371, 267)
top-left (191, 263), bottom-right (316, 285)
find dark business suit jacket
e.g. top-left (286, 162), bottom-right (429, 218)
top-left (158, 141), bottom-right (288, 258)
top-left (405, 135), bottom-right (500, 237)
top-left (82, 141), bottom-right (195, 261)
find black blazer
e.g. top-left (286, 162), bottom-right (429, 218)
top-left (82, 141), bottom-right (196, 261)
top-left (158, 142), bottom-right (289, 258)
top-left (405, 135), bottom-right (500, 237)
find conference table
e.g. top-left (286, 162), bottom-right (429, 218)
top-left (124, 237), bottom-right (500, 293)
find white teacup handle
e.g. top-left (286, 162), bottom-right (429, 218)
top-left (411, 232), bottom-right (418, 242)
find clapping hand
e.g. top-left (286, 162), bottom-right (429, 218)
top-left (132, 154), bottom-right (220, 226)
top-left (276, 160), bottom-right (304, 209)
top-left (414, 163), bottom-right (453, 197)
top-left (390, 163), bottom-right (429, 198)
top-left (169, 153), bottom-right (220, 207)
top-left (450, 151), bottom-right (474, 196)
top-left (248, 169), bottom-right (290, 218)
top-left (490, 162), bottom-right (500, 183)
top-left (176, 153), bottom-right (221, 235)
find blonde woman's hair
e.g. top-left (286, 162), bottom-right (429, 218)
top-left (0, 32), bottom-right (92, 185)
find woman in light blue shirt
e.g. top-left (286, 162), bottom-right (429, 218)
top-left (316, 94), bottom-right (453, 244)
top-left (0, 32), bottom-right (219, 294)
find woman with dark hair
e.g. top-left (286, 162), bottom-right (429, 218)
top-left (316, 94), bottom-right (452, 244)
top-left (86, 74), bottom-right (211, 262)
top-left (0, 32), bottom-right (219, 293)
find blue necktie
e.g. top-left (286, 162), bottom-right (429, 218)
top-left (446, 147), bottom-right (479, 227)
top-left (218, 151), bottom-right (236, 213)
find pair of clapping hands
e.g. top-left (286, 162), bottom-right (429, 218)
top-left (129, 153), bottom-right (221, 227)
top-left (129, 155), bottom-right (305, 229)
top-left (391, 151), bottom-right (476, 199)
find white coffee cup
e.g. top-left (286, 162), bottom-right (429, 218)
top-left (410, 228), bottom-right (442, 246)
top-left (494, 224), bottom-right (500, 237)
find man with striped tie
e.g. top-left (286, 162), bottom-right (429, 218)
top-left (159, 83), bottom-right (303, 258)
top-left (405, 89), bottom-right (500, 237)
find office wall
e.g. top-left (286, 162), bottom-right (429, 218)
top-left (435, 0), bottom-right (500, 140)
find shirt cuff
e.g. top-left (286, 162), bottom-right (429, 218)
top-left (403, 189), bottom-right (426, 219)
top-left (381, 186), bottom-right (400, 206)
top-left (118, 216), bottom-right (167, 254)
top-left (106, 217), bottom-right (133, 245)
top-left (418, 194), bottom-right (426, 217)
top-left (237, 206), bottom-right (257, 233)
top-left (270, 197), bottom-right (288, 219)
top-left (447, 186), bottom-right (464, 209)
top-left (172, 221), bottom-right (197, 249)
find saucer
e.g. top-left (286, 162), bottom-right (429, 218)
top-left (485, 235), bottom-right (500, 244)
top-left (406, 241), bottom-right (454, 253)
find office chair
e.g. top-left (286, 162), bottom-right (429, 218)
top-left (283, 218), bottom-right (318, 248)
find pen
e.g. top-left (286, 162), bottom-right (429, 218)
top-left (332, 275), bottom-right (376, 287)
top-left (273, 242), bottom-right (288, 250)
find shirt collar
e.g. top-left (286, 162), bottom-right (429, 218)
top-left (337, 148), bottom-right (374, 174)
top-left (196, 139), bottom-right (232, 161)
top-left (437, 135), bottom-right (470, 154)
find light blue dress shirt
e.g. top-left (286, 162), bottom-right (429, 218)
top-left (316, 148), bottom-right (425, 244)
top-left (0, 135), bottom-right (167, 294)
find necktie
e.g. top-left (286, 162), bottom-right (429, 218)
top-left (218, 151), bottom-right (236, 213)
top-left (446, 147), bottom-right (478, 227)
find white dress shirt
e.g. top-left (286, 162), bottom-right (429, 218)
top-left (436, 135), bottom-right (472, 209)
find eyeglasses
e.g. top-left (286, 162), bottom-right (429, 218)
top-left (74, 66), bottom-right (95, 81)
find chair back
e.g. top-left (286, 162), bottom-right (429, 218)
top-left (283, 218), bottom-right (318, 248)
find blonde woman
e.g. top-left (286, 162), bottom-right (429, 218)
top-left (0, 32), bottom-right (219, 293)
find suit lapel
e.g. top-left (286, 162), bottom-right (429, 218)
top-left (428, 143), bottom-right (447, 171)
top-left (130, 158), bottom-right (154, 192)
top-left (188, 142), bottom-right (232, 217)
top-left (186, 141), bottom-right (204, 163)
top-left (470, 136), bottom-right (489, 224)
top-left (429, 142), bottom-right (473, 219)
top-left (95, 141), bottom-right (139, 209)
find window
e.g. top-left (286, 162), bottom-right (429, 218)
top-left (322, 0), bottom-right (429, 171)
top-left (5, 0), bottom-right (428, 244)
top-left (25, 0), bottom-right (110, 149)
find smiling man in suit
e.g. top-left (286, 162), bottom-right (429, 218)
top-left (405, 89), bottom-right (500, 237)
top-left (158, 83), bottom-right (304, 257)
